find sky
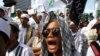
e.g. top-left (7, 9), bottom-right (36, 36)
top-left (0, 0), bottom-right (3, 6)
top-left (0, 0), bottom-right (95, 13)
top-left (84, 0), bottom-right (95, 14)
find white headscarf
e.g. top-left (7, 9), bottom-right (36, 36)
top-left (21, 13), bottom-right (30, 19)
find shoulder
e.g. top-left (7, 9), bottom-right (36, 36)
top-left (19, 43), bottom-right (34, 56)
top-left (19, 43), bottom-right (32, 51)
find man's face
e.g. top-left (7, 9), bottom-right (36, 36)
top-left (0, 34), bottom-right (6, 56)
top-left (70, 23), bottom-right (77, 32)
top-left (16, 10), bottom-right (22, 18)
top-left (20, 17), bottom-right (29, 26)
top-left (44, 20), bottom-right (62, 53)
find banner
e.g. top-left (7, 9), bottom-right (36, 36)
top-left (68, 0), bottom-right (87, 26)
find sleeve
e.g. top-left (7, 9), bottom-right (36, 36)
top-left (22, 47), bottom-right (34, 56)
top-left (86, 46), bottom-right (95, 56)
top-left (87, 19), bottom-right (97, 29)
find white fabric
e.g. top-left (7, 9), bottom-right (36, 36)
top-left (21, 14), bottom-right (30, 19)
top-left (86, 41), bottom-right (100, 56)
top-left (12, 16), bottom-right (21, 26)
top-left (28, 17), bottom-right (44, 30)
top-left (0, 6), bottom-right (13, 23)
top-left (27, 9), bottom-right (36, 15)
top-left (28, 17), bottom-right (38, 29)
top-left (18, 26), bottom-right (27, 44)
top-left (31, 0), bottom-right (45, 12)
top-left (0, 6), bottom-right (9, 17)
top-left (6, 43), bottom-right (34, 56)
top-left (86, 46), bottom-right (95, 56)
top-left (37, 13), bottom-right (43, 16)
top-left (80, 27), bottom-right (90, 39)
top-left (71, 30), bottom-right (82, 56)
top-left (69, 21), bottom-right (74, 26)
top-left (87, 19), bottom-right (97, 30)
top-left (44, 0), bottom-right (66, 12)
top-left (0, 18), bottom-right (11, 38)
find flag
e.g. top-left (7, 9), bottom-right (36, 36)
top-left (68, 0), bottom-right (87, 26)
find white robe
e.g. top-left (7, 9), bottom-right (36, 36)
top-left (18, 26), bottom-right (27, 44)
top-left (6, 42), bottom-right (34, 56)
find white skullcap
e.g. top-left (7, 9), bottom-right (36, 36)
top-left (21, 13), bottom-right (30, 19)
top-left (27, 9), bottom-right (36, 15)
top-left (37, 12), bottom-right (43, 16)
top-left (69, 21), bottom-right (74, 26)
top-left (0, 18), bottom-right (11, 38)
top-left (16, 8), bottom-right (22, 11)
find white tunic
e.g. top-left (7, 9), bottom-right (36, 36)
top-left (12, 16), bottom-right (21, 26)
top-left (6, 42), bottom-right (34, 56)
top-left (18, 26), bottom-right (27, 44)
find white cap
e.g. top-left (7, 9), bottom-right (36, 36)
top-left (21, 13), bottom-right (30, 19)
top-left (0, 18), bottom-right (11, 38)
top-left (27, 9), bottom-right (36, 15)
top-left (37, 12), bottom-right (43, 16)
top-left (69, 21), bottom-right (74, 26)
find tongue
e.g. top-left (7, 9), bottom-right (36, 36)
top-left (48, 44), bottom-right (56, 49)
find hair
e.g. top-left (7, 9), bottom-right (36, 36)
top-left (42, 11), bottom-right (58, 56)
top-left (22, 11), bottom-right (28, 14)
top-left (42, 11), bottom-right (72, 56)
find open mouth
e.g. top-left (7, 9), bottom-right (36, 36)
top-left (47, 40), bottom-right (57, 50)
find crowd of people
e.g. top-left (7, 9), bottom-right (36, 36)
top-left (0, 5), bottom-right (100, 56)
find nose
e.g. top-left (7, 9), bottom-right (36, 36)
top-left (47, 31), bottom-right (53, 38)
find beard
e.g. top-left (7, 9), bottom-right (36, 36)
top-left (97, 35), bottom-right (100, 40)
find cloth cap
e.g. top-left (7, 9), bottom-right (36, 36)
top-left (21, 13), bottom-right (30, 19)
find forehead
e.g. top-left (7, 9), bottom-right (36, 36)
top-left (47, 20), bottom-right (60, 29)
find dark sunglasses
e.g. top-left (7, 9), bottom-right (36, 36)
top-left (42, 28), bottom-right (60, 37)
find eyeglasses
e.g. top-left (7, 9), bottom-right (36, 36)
top-left (42, 28), bottom-right (60, 37)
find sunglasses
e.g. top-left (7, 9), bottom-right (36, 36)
top-left (42, 28), bottom-right (60, 37)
